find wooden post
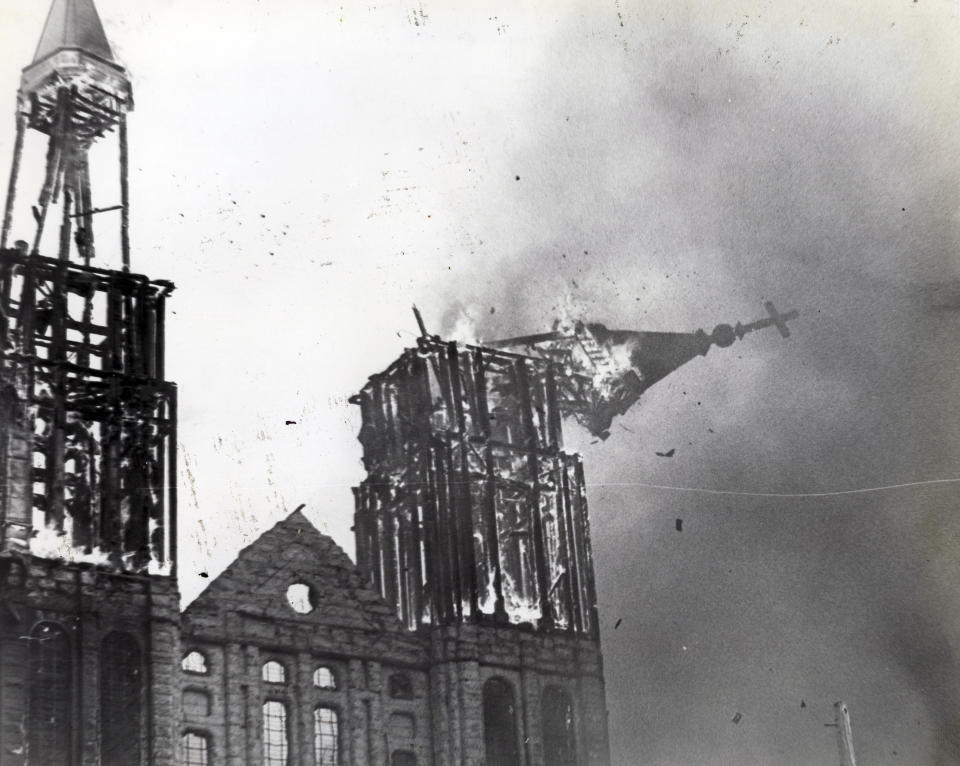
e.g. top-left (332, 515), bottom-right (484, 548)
top-left (32, 88), bottom-right (70, 255)
top-left (78, 151), bottom-right (95, 263)
top-left (834, 701), bottom-right (857, 766)
top-left (1, 108), bottom-right (27, 249)
top-left (119, 111), bottom-right (130, 271)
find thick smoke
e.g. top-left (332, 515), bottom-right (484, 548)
top-left (432, 1), bottom-right (960, 763)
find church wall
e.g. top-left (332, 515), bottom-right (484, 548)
top-left (427, 623), bottom-right (610, 766)
top-left (179, 513), bottom-right (433, 766)
top-left (0, 553), bottom-right (180, 766)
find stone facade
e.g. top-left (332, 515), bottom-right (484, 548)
top-left (0, 554), bottom-right (180, 766)
top-left (177, 508), bottom-right (610, 766)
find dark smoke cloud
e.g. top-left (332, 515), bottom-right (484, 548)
top-left (431, 1), bottom-right (960, 763)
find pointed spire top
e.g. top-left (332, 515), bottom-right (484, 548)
top-left (33, 0), bottom-right (115, 64)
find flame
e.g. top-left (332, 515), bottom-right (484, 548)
top-left (28, 523), bottom-right (172, 575)
top-left (29, 525), bottom-right (111, 566)
top-left (445, 306), bottom-right (482, 345)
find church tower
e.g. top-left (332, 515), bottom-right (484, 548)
top-left (352, 333), bottom-right (611, 766)
top-left (0, 2), bottom-right (180, 764)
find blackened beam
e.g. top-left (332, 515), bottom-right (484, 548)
top-left (0, 351), bottom-right (176, 386)
top-left (68, 203), bottom-right (123, 218)
top-left (1, 110), bottom-right (27, 249)
top-left (119, 112), bottom-right (130, 270)
top-left (412, 304), bottom-right (429, 337)
top-left (486, 331), bottom-right (566, 348)
top-left (0, 249), bottom-right (174, 294)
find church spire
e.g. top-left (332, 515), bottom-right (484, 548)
top-left (4, 0), bottom-right (132, 267)
top-left (33, 0), bottom-right (115, 64)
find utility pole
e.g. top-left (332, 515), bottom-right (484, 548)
top-left (834, 701), bottom-right (858, 766)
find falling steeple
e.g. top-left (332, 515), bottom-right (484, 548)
top-left (490, 302), bottom-right (799, 438)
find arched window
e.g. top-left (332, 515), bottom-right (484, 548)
top-left (28, 622), bottom-right (73, 766)
top-left (182, 650), bottom-right (208, 674)
top-left (181, 731), bottom-right (211, 766)
top-left (286, 582), bottom-right (315, 614)
top-left (262, 701), bottom-right (288, 766)
top-left (313, 666), bottom-right (336, 689)
top-left (101, 632), bottom-right (142, 766)
top-left (482, 678), bottom-right (520, 766)
top-left (388, 673), bottom-right (413, 699)
top-left (542, 686), bottom-right (577, 766)
top-left (262, 660), bottom-right (286, 684)
top-left (314, 707), bottom-right (339, 766)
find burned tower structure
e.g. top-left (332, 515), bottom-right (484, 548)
top-left (0, 1), bottom-right (180, 764)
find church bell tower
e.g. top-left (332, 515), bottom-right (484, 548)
top-left (353, 331), bottom-right (611, 766)
top-left (0, 2), bottom-right (180, 764)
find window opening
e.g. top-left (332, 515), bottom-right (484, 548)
top-left (314, 707), bottom-right (339, 766)
top-left (482, 678), bottom-right (521, 766)
top-left (28, 622), bottom-right (72, 766)
top-left (286, 583), bottom-right (314, 614)
top-left (313, 666), bottom-right (337, 689)
top-left (182, 651), bottom-right (208, 674)
top-left (101, 632), bottom-right (143, 766)
top-left (388, 673), bottom-right (413, 699)
top-left (181, 731), bottom-right (210, 766)
top-left (262, 661), bottom-right (286, 684)
top-left (542, 686), bottom-right (577, 766)
top-left (262, 701), bottom-right (289, 766)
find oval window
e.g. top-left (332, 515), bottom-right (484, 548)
top-left (286, 583), bottom-right (314, 614)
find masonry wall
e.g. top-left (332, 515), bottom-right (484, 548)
top-left (427, 623), bottom-right (610, 766)
top-left (0, 553), bottom-right (181, 766)
top-left (180, 511), bottom-right (433, 766)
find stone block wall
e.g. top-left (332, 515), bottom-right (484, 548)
top-left (179, 510), bottom-right (432, 766)
top-left (0, 552), bottom-right (181, 766)
top-left (427, 623), bottom-right (611, 766)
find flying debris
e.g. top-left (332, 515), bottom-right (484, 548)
top-left (489, 302), bottom-right (799, 439)
top-left (656, 448), bottom-right (676, 458)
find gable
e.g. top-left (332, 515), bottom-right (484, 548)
top-left (183, 509), bottom-right (405, 636)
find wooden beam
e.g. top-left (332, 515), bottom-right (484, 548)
top-left (119, 112), bottom-right (130, 271)
top-left (1, 108), bottom-right (27, 249)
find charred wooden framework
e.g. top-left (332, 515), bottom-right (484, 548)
top-left (0, 248), bottom-right (177, 572)
top-left (2, 46), bottom-right (134, 264)
top-left (352, 336), bottom-right (599, 636)
top-left (0, 2), bottom-right (178, 576)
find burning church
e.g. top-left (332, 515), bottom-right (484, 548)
top-left (0, 2), bottom-right (796, 765)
